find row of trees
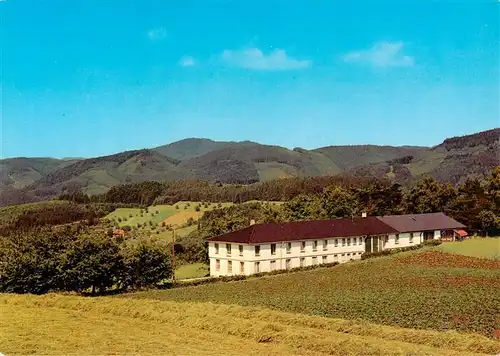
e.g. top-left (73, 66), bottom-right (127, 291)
top-left (0, 227), bottom-right (172, 294)
top-left (57, 175), bottom-right (379, 206)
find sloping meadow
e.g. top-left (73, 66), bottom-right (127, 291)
top-left (127, 248), bottom-right (500, 339)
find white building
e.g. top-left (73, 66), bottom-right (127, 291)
top-left (207, 212), bottom-right (465, 277)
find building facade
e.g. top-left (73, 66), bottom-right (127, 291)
top-left (207, 213), bottom-right (465, 277)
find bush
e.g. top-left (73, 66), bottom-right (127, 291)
top-left (175, 205), bottom-right (179, 210)
top-left (195, 205), bottom-right (201, 212)
top-left (175, 262), bottom-right (340, 288)
top-left (361, 240), bottom-right (442, 260)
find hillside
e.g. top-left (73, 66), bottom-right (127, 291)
top-left (347, 128), bottom-right (500, 185)
top-left (4, 294), bottom-right (497, 356)
top-left (1, 128), bottom-right (498, 206)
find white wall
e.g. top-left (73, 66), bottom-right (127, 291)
top-left (209, 237), bottom-right (365, 277)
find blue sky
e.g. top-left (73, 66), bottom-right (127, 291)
top-left (1, 0), bottom-right (499, 158)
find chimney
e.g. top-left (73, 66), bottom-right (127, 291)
top-left (362, 212), bottom-right (367, 218)
top-left (250, 219), bottom-right (256, 226)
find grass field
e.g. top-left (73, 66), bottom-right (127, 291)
top-left (126, 246), bottom-right (500, 339)
top-left (2, 293), bottom-right (499, 355)
top-left (105, 201), bottom-right (234, 229)
top-left (175, 262), bottom-right (209, 280)
top-left (437, 237), bottom-right (500, 260)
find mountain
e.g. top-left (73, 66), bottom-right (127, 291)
top-left (1, 128), bottom-right (498, 206)
top-left (346, 128), bottom-right (500, 185)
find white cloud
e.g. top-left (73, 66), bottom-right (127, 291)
top-left (221, 48), bottom-right (311, 70)
top-left (343, 41), bottom-right (414, 67)
top-left (147, 27), bottom-right (167, 41)
top-left (179, 56), bottom-right (196, 67)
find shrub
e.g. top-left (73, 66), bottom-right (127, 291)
top-left (117, 217), bottom-right (122, 222)
top-left (195, 206), bottom-right (201, 212)
top-left (361, 241), bottom-right (442, 260)
top-left (175, 205), bottom-right (179, 210)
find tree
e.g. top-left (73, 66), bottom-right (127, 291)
top-left (281, 194), bottom-right (320, 221)
top-left (404, 177), bottom-right (456, 214)
top-left (477, 210), bottom-right (499, 236)
top-left (120, 242), bottom-right (172, 290)
top-left (320, 186), bottom-right (357, 219)
top-left (61, 233), bottom-right (122, 294)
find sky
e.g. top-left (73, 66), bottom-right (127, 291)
top-left (1, 0), bottom-right (499, 159)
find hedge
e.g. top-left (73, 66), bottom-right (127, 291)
top-left (361, 240), bottom-right (442, 260)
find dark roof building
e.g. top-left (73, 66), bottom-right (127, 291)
top-left (376, 212), bottom-right (465, 233)
top-left (207, 213), bottom-right (465, 244)
top-left (207, 216), bottom-right (399, 244)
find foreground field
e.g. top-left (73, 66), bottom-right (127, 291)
top-left (2, 294), bottom-right (499, 355)
top-left (127, 248), bottom-right (500, 338)
top-left (437, 237), bottom-right (500, 260)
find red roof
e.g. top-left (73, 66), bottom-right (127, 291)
top-left (454, 229), bottom-right (468, 237)
top-left (377, 213), bottom-right (465, 233)
top-left (207, 216), bottom-right (399, 244)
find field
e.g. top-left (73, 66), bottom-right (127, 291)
top-left (2, 293), bottom-right (499, 356)
top-left (105, 201), bottom-right (233, 229)
top-left (127, 246), bottom-right (500, 339)
top-left (437, 237), bottom-right (500, 260)
top-left (175, 262), bottom-right (209, 280)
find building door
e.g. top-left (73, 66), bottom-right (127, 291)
top-left (423, 231), bottom-right (434, 241)
top-left (365, 236), bottom-right (383, 253)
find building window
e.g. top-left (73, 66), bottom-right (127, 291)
top-left (301, 241), bottom-right (306, 252)
top-left (215, 259), bottom-right (220, 271)
top-left (239, 245), bottom-right (243, 256)
top-left (334, 239), bottom-right (338, 247)
top-left (313, 241), bottom-right (318, 251)
top-left (353, 237), bottom-right (357, 245)
top-left (286, 259), bottom-right (291, 269)
top-left (255, 245), bottom-right (260, 256)
top-left (271, 243), bottom-right (276, 255)
top-left (409, 233), bottom-right (414, 244)
top-left (254, 261), bottom-right (260, 273)
top-left (323, 240), bottom-right (328, 251)
top-left (270, 260), bottom-right (276, 271)
top-left (334, 254), bottom-right (338, 261)
top-left (240, 262), bottom-right (244, 273)
top-left (359, 238), bottom-right (363, 245)
top-left (347, 238), bottom-right (351, 246)
top-left (226, 244), bottom-right (232, 256)
top-left (322, 256), bottom-right (327, 264)
top-left (214, 243), bottom-right (219, 254)
top-left (228, 261), bottom-right (232, 273)
top-left (286, 242), bottom-right (292, 254)
top-left (300, 257), bottom-right (305, 267)
top-left (342, 238), bottom-right (346, 246)
top-left (312, 256), bottom-right (317, 265)
top-left (384, 235), bottom-right (389, 244)
top-left (395, 234), bottom-right (400, 244)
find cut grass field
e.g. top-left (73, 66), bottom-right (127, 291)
top-left (2, 293), bottom-right (499, 355)
top-left (436, 237), bottom-right (500, 260)
top-left (126, 246), bottom-right (500, 339)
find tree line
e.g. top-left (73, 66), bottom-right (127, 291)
top-left (0, 226), bottom-right (172, 294)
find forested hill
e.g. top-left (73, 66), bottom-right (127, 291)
top-left (0, 128), bottom-right (498, 206)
